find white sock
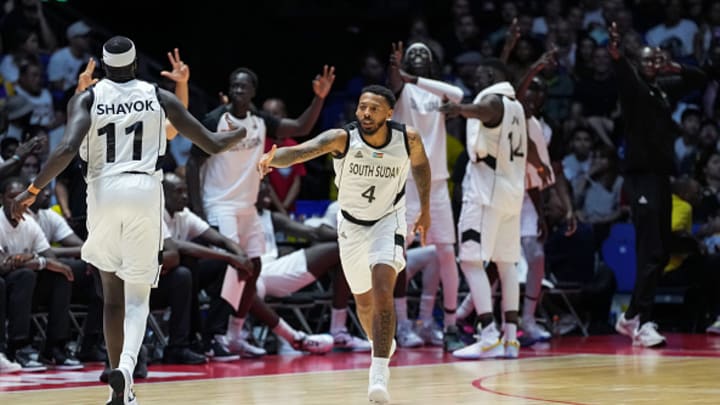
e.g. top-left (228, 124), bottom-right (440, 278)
top-left (273, 318), bottom-right (301, 342)
top-left (456, 294), bottom-right (474, 321)
top-left (394, 298), bottom-right (408, 323)
top-left (371, 357), bottom-right (390, 367)
top-left (228, 316), bottom-right (245, 340)
top-left (460, 261), bottom-right (493, 316)
top-left (118, 282), bottom-right (151, 374)
top-left (330, 308), bottom-right (347, 334)
top-left (505, 323), bottom-right (518, 342)
top-left (418, 294), bottom-right (435, 322)
top-left (436, 243), bottom-right (459, 322)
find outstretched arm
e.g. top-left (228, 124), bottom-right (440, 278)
top-left (274, 65), bottom-right (336, 139)
top-left (258, 128), bottom-right (347, 174)
top-left (160, 88), bottom-right (246, 154)
top-left (439, 93), bottom-right (504, 127)
top-left (407, 127), bottom-right (431, 245)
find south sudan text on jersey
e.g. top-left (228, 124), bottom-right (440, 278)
top-left (348, 162), bottom-right (401, 178)
top-left (96, 100), bottom-right (156, 115)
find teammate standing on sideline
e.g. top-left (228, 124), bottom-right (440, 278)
top-left (439, 58), bottom-right (552, 360)
top-left (258, 84), bottom-right (431, 404)
top-left (387, 41), bottom-right (464, 352)
top-left (608, 22), bottom-right (707, 347)
top-left (186, 65), bottom-right (335, 358)
top-left (10, 36), bottom-right (248, 405)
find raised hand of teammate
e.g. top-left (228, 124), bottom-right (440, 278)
top-left (312, 65), bottom-right (336, 99)
top-left (75, 57), bottom-right (98, 93)
top-left (160, 48), bottom-right (190, 84)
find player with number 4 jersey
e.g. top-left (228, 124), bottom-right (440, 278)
top-left (258, 84), bottom-right (431, 405)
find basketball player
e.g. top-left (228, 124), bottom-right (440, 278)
top-left (258, 84), bottom-right (431, 404)
top-left (186, 65), bottom-right (335, 357)
top-left (10, 36), bottom-right (248, 405)
top-left (387, 41), bottom-right (464, 351)
top-left (439, 58), bottom-right (551, 360)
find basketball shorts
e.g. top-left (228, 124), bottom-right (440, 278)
top-left (405, 179), bottom-right (456, 246)
top-left (458, 202), bottom-right (521, 264)
top-left (257, 249), bottom-right (313, 299)
top-left (82, 172), bottom-right (164, 286)
top-left (337, 207), bottom-right (407, 294)
top-left (209, 210), bottom-right (265, 259)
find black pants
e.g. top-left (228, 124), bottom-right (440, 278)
top-left (0, 268), bottom-right (35, 351)
top-left (33, 270), bottom-right (73, 350)
top-left (186, 258), bottom-right (234, 343)
top-left (66, 259), bottom-right (103, 346)
top-left (150, 266), bottom-right (193, 348)
top-left (624, 174), bottom-right (672, 324)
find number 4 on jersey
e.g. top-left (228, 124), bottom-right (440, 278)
top-left (361, 185), bottom-right (376, 203)
top-left (508, 131), bottom-right (524, 161)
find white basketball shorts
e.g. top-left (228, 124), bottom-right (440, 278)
top-left (257, 249), bottom-right (314, 299)
top-left (458, 202), bottom-right (521, 264)
top-left (82, 172), bottom-right (164, 286)
top-left (405, 179), bottom-right (456, 246)
top-left (337, 207), bottom-right (407, 294)
top-left (210, 210), bottom-right (266, 259)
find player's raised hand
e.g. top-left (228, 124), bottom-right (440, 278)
top-left (390, 41), bottom-right (404, 69)
top-left (313, 65), bottom-right (336, 99)
top-left (76, 57), bottom-right (98, 93)
top-left (160, 48), bottom-right (190, 84)
top-left (257, 144), bottom-right (277, 177)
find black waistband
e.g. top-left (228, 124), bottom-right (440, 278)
top-left (342, 187), bottom-right (406, 227)
top-left (341, 209), bottom-right (380, 226)
top-left (476, 154), bottom-right (497, 170)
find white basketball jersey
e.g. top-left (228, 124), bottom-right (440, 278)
top-left (463, 82), bottom-right (527, 213)
top-left (392, 83), bottom-right (448, 181)
top-left (80, 79), bottom-right (166, 182)
top-left (333, 121), bottom-right (410, 222)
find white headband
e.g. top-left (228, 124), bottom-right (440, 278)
top-left (103, 44), bottom-right (136, 67)
top-left (405, 43), bottom-right (433, 62)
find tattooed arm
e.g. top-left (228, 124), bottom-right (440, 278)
top-left (258, 128), bottom-right (347, 174)
top-left (407, 126), bottom-right (431, 245)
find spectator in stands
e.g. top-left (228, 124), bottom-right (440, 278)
top-left (574, 145), bottom-right (628, 251)
top-left (0, 27), bottom-right (43, 85)
top-left (1, 0), bottom-right (57, 53)
top-left (674, 106), bottom-right (703, 176)
top-left (645, 0), bottom-right (699, 62)
top-left (14, 58), bottom-right (58, 130)
top-left (47, 20), bottom-right (94, 104)
top-left (0, 177), bottom-right (81, 371)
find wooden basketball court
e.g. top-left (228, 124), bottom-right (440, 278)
top-left (2, 333), bottom-right (719, 404)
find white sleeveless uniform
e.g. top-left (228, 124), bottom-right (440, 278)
top-left (392, 81), bottom-right (459, 245)
top-left (200, 111), bottom-right (266, 258)
top-left (80, 78), bottom-right (167, 285)
top-left (333, 120), bottom-right (410, 294)
top-left (458, 82), bottom-right (528, 263)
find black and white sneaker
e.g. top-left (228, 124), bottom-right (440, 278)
top-left (204, 338), bottom-right (240, 362)
top-left (41, 346), bottom-right (84, 370)
top-left (108, 368), bottom-right (132, 405)
top-left (14, 346), bottom-right (47, 372)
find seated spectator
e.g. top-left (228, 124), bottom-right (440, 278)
top-left (0, 131), bottom-right (44, 179)
top-left (575, 145), bottom-right (628, 251)
top-left (0, 177), bottom-right (81, 371)
top-left (0, 247), bottom-right (23, 374)
top-left (562, 126), bottom-right (595, 200)
top-left (674, 106), bottom-right (702, 176)
top-left (645, 0), bottom-right (699, 62)
top-left (27, 186), bottom-right (105, 363)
